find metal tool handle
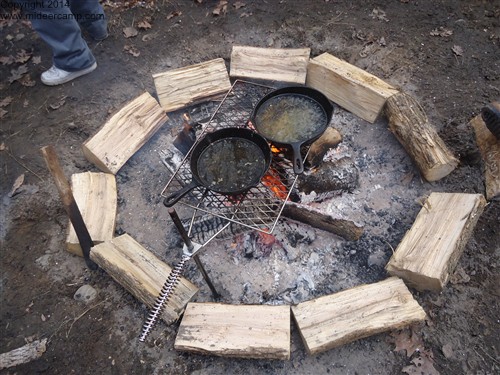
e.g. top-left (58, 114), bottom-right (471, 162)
top-left (168, 208), bottom-right (193, 250)
top-left (139, 254), bottom-right (190, 342)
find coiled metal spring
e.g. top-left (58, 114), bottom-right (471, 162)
top-left (139, 254), bottom-right (190, 342)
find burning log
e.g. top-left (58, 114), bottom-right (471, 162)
top-left (90, 234), bottom-right (198, 325)
top-left (175, 302), bottom-right (291, 360)
top-left (384, 92), bottom-right (458, 181)
top-left (230, 45), bottom-right (310, 84)
top-left (386, 192), bottom-right (486, 291)
top-left (153, 58), bottom-right (231, 112)
top-left (291, 277), bottom-right (426, 355)
top-left (282, 201), bottom-right (363, 241)
top-left (305, 127), bottom-right (342, 168)
top-left (66, 172), bottom-right (117, 257)
top-left (83, 92), bottom-right (168, 174)
top-left (470, 106), bottom-right (500, 200)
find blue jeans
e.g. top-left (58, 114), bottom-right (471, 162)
top-left (13, 0), bottom-right (106, 71)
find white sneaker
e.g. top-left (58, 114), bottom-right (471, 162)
top-left (41, 62), bottom-right (97, 86)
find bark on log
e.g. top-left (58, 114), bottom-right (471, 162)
top-left (282, 201), bottom-right (363, 241)
top-left (175, 303), bottom-right (290, 360)
top-left (384, 92), bottom-right (458, 181)
top-left (305, 127), bottom-right (342, 167)
top-left (0, 339), bottom-right (47, 370)
top-left (471, 111), bottom-right (500, 200)
top-left (386, 192), bottom-right (486, 291)
top-left (291, 277), bottom-right (426, 355)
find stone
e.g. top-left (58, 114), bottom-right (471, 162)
top-left (74, 284), bottom-right (98, 304)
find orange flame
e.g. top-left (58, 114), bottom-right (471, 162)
top-left (262, 169), bottom-right (287, 200)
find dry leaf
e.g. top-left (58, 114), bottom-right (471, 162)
top-left (123, 45), bottom-right (140, 57)
top-left (8, 64), bottom-right (29, 83)
top-left (0, 108), bottom-right (7, 119)
top-left (123, 26), bottom-right (138, 38)
top-left (32, 56), bottom-right (41, 64)
top-left (9, 173), bottom-right (25, 197)
top-left (15, 49), bottom-right (32, 63)
top-left (370, 8), bottom-right (389, 22)
top-left (213, 0), bottom-right (228, 16)
top-left (240, 12), bottom-right (252, 18)
top-left (15, 33), bottom-right (25, 41)
top-left (167, 10), bottom-right (182, 20)
top-left (41, 314), bottom-right (46, 322)
top-left (390, 328), bottom-right (424, 357)
top-left (402, 350), bottom-right (440, 375)
top-left (430, 27), bottom-right (453, 37)
top-left (233, 1), bottom-right (246, 9)
top-left (452, 45), bottom-right (463, 56)
top-left (142, 33), bottom-right (156, 42)
top-left (19, 74), bottom-right (36, 87)
top-left (0, 96), bottom-right (13, 107)
top-left (0, 142), bottom-right (6, 151)
top-left (137, 20), bottom-right (152, 29)
top-left (0, 55), bottom-right (15, 65)
top-left (49, 95), bottom-right (67, 110)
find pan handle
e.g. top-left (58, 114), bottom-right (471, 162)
top-left (163, 180), bottom-right (199, 207)
top-left (291, 142), bottom-right (304, 175)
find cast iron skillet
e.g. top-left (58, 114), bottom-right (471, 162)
top-left (250, 86), bottom-right (333, 174)
top-left (164, 127), bottom-right (272, 207)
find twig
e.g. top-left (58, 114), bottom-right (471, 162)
top-left (5, 150), bottom-right (44, 182)
top-left (66, 300), bottom-right (107, 338)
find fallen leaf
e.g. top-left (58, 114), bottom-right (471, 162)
top-left (0, 142), bottom-right (6, 151)
top-left (15, 49), bottom-right (32, 63)
top-left (166, 10), bottom-right (182, 20)
top-left (370, 7), bottom-right (389, 22)
top-left (452, 45), bottom-right (463, 56)
top-left (390, 328), bottom-right (424, 357)
top-left (233, 1), bottom-right (246, 9)
top-left (0, 96), bottom-right (13, 107)
top-left (123, 45), bottom-right (140, 57)
top-left (32, 56), bottom-right (41, 64)
top-left (15, 33), bottom-right (25, 41)
top-left (402, 350), bottom-right (440, 375)
top-left (19, 74), bottom-right (36, 87)
top-left (41, 313), bottom-right (46, 322)
top-left (430, 27), bottom-right (453, 37)
top-left (137, 20), bottom-right (152, 29)
top-left (378, 36), bottom-right (387, 46)
top-left (9, 173), bottom-right (25, 197)
top-left (123, 26), bottom-right (138, 38)
top-left (49, 95), bottom-right (67, 110)
top-left (240, 12), bottom-right (252, 18)
top-left (0, 55), bottom-right (15, 65)
top-left (213, 0), bottom-right (228, 16)
top-left (0, 108), bottom-right (7, 119)
top-left (8, 64), bottom-right (29, 83)
top-left (142, 33), bottom-right (156, 42)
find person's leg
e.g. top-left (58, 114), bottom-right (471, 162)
top-left (13, 0), bottom-right (95, 71)
top-left (69, 0), bottom-right (107, 41)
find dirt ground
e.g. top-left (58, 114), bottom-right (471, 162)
top-left (1, 1), bottom-right (499, 374)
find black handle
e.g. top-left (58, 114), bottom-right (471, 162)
top-left (291, 142), bottom-right (304, 175)
top-left (168, 208), bottom-right (193, 250)
top-left (163, 180), bottom-right (198, 207)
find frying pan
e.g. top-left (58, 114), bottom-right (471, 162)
top-left (251, 86), bottom-right (333, 174)
top-left (164, 127), bottom-right (272, 207)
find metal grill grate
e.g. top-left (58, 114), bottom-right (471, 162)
top-left (161, 80), bottom-right (303, 238)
